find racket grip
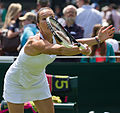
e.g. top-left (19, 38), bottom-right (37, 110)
top-left (77, 43), bottom-right (86, 49)
top-left (78, 43), bottom-right (92, 55)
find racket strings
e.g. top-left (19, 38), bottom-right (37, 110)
top-left (47, 17), bottom-right (75, 47)
top-left (50, 20), bottom-right (71, 44)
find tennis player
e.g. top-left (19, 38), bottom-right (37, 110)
top-left (3, 7), bottom-right (114, 113)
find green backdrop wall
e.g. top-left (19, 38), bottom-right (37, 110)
top-left (1, 62), bottom-right (120, 113)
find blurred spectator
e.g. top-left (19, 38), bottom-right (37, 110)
top-left (81, 24), bottom-right (116, 63)
top-left (117, 5), bottom-right (120, 13)
top-left (91, 2), bottom-right (100, 10)
top-left (0, 2), bottom-right (7, 23)
top-left (75, 0), bottom-right (102, 38)
top-left (76, 0), bottom-right (84, 8)
top-left (108, 3), bottom-right (120, 33)
top-left (106, 38), bottom-right (119, 52)
top-left (19, 12), bottom-right (39, 47)
top-left (101, 5), bottom-right (110, 26)
top-left (101, 4), bottom-right (120, 33)
top-left (31, 0), bottom-right (50, 15)
top-left (54, 5), bottom-right (62, 20)
top-left (63, 5), bottom-right (84, 39)
top-left (1, 3), bottom-right (23, 56)
top-left (54, 5), bottom-right (66, 26)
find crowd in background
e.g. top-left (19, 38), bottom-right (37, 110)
top-left (0, 0), bottom-right (119, 62)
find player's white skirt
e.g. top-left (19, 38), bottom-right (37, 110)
top-left (3, 76), bottom-right (51, 103)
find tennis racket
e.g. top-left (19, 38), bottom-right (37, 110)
top-left (46, 16), bottom-right (87, 50)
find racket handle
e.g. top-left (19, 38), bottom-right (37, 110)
top-left (78, 43), bottom-right (92, 55)
top-left (77, 43), bottom-right (86, 49)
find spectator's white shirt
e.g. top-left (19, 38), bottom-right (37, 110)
top-left (106, 39), bottom-right (119, 52)
top-left (75, 5), bottom-right (102, 38)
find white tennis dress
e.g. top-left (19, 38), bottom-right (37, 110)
top-left (3, 33), bottom-right (56, 103)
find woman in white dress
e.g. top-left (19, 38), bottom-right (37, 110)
top-left (3, 7), bottom-right (114, 113)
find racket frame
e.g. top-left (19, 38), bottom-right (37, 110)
top-left (46, 16), bottom-right (86, 49)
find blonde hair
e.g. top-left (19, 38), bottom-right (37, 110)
top-left (2, 3), bottom-right (22, 29)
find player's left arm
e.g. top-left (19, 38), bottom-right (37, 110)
top-left (77, 25), bottom-right (115, 46)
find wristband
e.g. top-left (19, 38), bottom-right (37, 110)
top-left (95, 36), bottom-right (101, 47)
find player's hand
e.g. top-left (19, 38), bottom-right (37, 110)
top-left (97, 25), bottom-right (115, 42)
top-left (80, 44), bottom-right (91, 56)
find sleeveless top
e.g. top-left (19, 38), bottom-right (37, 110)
top-left (5, 33), bottom-right (56, 88)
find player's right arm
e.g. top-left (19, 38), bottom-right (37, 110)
top-left (24, 36), bottom-right (90, 56)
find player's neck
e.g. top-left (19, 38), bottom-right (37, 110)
top-left (40, 28), bottom-right (53, 43)
top-left (41, 32), bottom-right (53, 43)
